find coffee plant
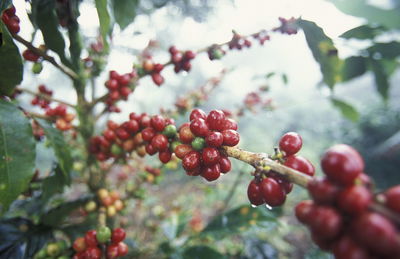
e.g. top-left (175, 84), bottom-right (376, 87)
top-left (1, 0), bottom-right (399, 258)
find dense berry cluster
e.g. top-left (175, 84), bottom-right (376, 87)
top-left (82, 189), bottom-right (125, 217)
top-left (273, 17), bottom-right (298, 35)
top-left (140, 59), bottom-right (165, 86)
top-left (104, 70), bottom-right (137, 112)
top-left (176, 109), bottom-right (238, 181)
top-left (228, 32), bottom-right (252, 50)
top-left (72, 227), bottom-right (128, 259)
top-left (168, 46), bottom-right (196, 73)
top-left (252, 30), bottom-right (271, 45)
top-left (247, 132), bottom-right (314, 207)
top-left (295, 144), bottom-right (400, 259)
top-left (1, 5), bottom-right (20, 34)
top-left (31, 85), bottom-right (53, 109)
top-left (33, 240), bottom-right (69, 259)
top-left (45, 104), bottom-right (75, 131)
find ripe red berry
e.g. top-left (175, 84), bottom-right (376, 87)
top-left (333, 235), bottom-right (370, 259)
top-left (153, 63), bottom-right (164, 73)
top-left (321, 144), bottom-right (364, 186)
top-left (84, 230), bottom-right (98, 247)
top-left (259, 178), bottom-right (286, 207)
top-left (84, 247), bottom-right (102, 259)
top-left (307, 178), bottom-right (340, 205)
top-left (103, 129), bottom-right (116, 141)
top-left (384, 185), bottom-right (400, 214)
top-left (182, 151), bottom-right (201, 171)
top-left (205, 131), bottom-right (224, 147)
top-left (222, 118), bottom-right (238, 131)
top-left (310, 206), bottom-right (342, 240)
top-left (186, 167), bottom-right (202, 176)
top-left (247, 180), bottom-right (264, 206)
top-left (190, 108), bottom-right (207, 121)
top-left (222, 129), bottom-right (240, 146)
top-left (151, 134), bottom-right (169, 151)
top-left (73, 237), bottom-right (86, 253)
top-left (284, 155), bottom-right (315, 176)
top-left (338, 185), bottom-right (372, 215)
top-left (109, 70), bottom-right (120, 80)
top-left (190, 118), bottom-right (209, 137)
top-left (206, 110), bottom-right (226, 131)
top-left (118, 74), bottom-right (131, 86)
top-left (119, 87), bottom-right (132, 98)
top-left (269, 174), bottom-right (293, 194)
top-left (105, 79), bottom-right (119, 91)
top-left (179, 123), bottom-right (195, 143)
top-left (159, 150), bottom-right (172, 163)
top-left (140, 115), bottom-right (151, 128)
top-left (106, 244), bottom-right (120, 259)
top-left (151, 115), bottom-right (166, 132)
top-left (116, 128), bottom-right (130, 140)
top-left (145, 143), bottom-right (157, 155)
top-left (201, 163), bottom-right (221, 181)
top-left (141, 127), bottom-right (156, 142)
top-left (218, 156), bottom-right (231, 173)
top-left (118, 242), bottom-right (129, 256)
top-left (107, 120), bottom-right (119, 130)
top-left (22, 49), bottom-right (40, 62)
top-left (151, 73), bottom-right (164, 86)
top-left (111, 228), bottom-right (126, 244)
top-left (184, 50), bottom-right (196, 60)
top-left (294, 200), bottom-right (315, 225)
top-left (279, 132), bottom-right (302, 156)
top-left (202, 147), bottom-right (220, 166)
top-left (174, 144), bottom-right (193, 159)
top-left (124, 120), bottom-right (139, 133)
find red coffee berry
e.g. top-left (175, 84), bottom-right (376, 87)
top-left (284, 155), bottom-right (315, 176)
top-left (247, 180), bottom-right (264, 206)
top-left (202, 163), bottom-right (221, 181)
top-left (311, 232), bottom-right (334, 251)
top-left (106, 243), bottom-right (120, 259)
top-left (118, 242), bottom-right (129, 256)
top-left (22, 50), bottom-right (40, 62)
top-left (218, 156), bottom-right (231, 173)
top-left (151, 134), bottom-right (169, 151)
top-left (159, 150), bottom-right (172, 163)
top-left (205, 131), bottom-right (224, 147)
top-left (103, 129), bottom-right (116, 142)
top-left (279, 132), bottom-right (302, 156)
top-left (179, 123), bottom-right (195, 143)
top-left (174, 144), bottom-right (193, 159)
top-left (269, 174), bottom-right (293, 194)
top-left (111, 228), bottom-right (126, 244)
top-left (184, 50), bottom-right (196, 60)
top-left (338, 185), bottom-right (372, 215)
top-left (150, 115), bottom-right (166, 132)
top-left (145, 143), bottom-right (157, 155)
top-left (109, 70), bottom-right (120, 80)
top-left (202, 147), bottom-right (220, 166)
top-left (119, 87), bottom-right (131, 98)
top-left (129, 112), bottom-right (141, 121)
top-left (84, 230), bottom-right (98, 247)
top-left (124, 120), bottom-right (139, 133)
top-left (107, 120), bottom-right (119, 130)
top-left (73, 237), bottom-right (86, 253)
top-left (321, 144), bottom-right (364, 186)
top-left (84, 247), bottom-right (102, 259)
top-left (116, 128), bottom-right (130, 140)
top-left (190, 118), bottom-right (209, 137)
top-left (118, 74), bottom-right (131, 86)
top-left (140, 115), bottom-right (151, 128)
top-left (310, 206), bottom-right (342, 240)
top-left (105, 79), bottom-right (119, 90)
top-left (182, 151), bottom-right (201, 171)
top-left (294, 200), bottom-right (315, 225)
top-left (259, 177), bottom-right (286, 207)
top-left (307, 178), bottom-right (340, 205)
top-left (151, 73), bottom-right (164, 86)
top-left (222, 129), bottom-right (240, 146)
top-left (206, 110), bottom-right (226, 131)
top-left (141, 127), bottom-right (156, 142)
top-left (384, 185), bottom-right (400, 214)
top-left (333, 235), bottom-right (370, 259)
top-left (190, 108), bottom-right (207, 121)
top-left (186, 167), bottom-right (202, 176)
top-left (222, 118), bottom-right (238, 131)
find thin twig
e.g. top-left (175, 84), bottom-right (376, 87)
top-left (17, 87), bottom-right (76, 108)
top-left (25, 111), bottom-right (52, 120)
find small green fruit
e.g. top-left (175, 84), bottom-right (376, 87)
top-left (96, 226), bottom-right (111, 243)
top-left (191, 137), bottom-right (205, 151)
top-left (162, 124), bottom-right (177, 137)
top-left (32, 62), bottom-right (43, 74)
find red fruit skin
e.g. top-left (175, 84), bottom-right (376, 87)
top-left (129, 112), bottom-right (141, 121)
top-left (190, 108), bottom-right (207, 121)
top-left (201, 164), bottom-right (221, 181)
top-left (116, 128), bottom-right (130, 140)
top-left (269, 174), bottom-right (293, 194)
top-left (321, 144), bottom-right (364, 186)
top-left (186, 167), bottom-right (202, 176)
top-left (107, 120), bottom-right (119, 130)
top-left (184, 50), bottom-right (196, 60)
top-left (109, 70), bottom-right (120, 80)
top-left (105, 79), bottom-right (119, 90)
top-left (84, 247), bottom-right (102, 259)
top-left (352, 212), bottom-right (399, 256)
top-left (338, 185), bottom-right (372, 215)
top-left (118, 74), bottom-right (131, 86)
top-left (103, 129), bottom-right (116, 142)
top-left (118, 242), bottom-right (129, 256)
top-left (159, 150), bottom-right (172, 163)
top-left (259, 178), bottom-right (286, 207)
top-left (179, 123), bottom-right (195, 143)
top-left (222, 118), bottom-right (238, 131)
top-left (22, 50), bottom-right (40, 62)
top-left (141, 127), bottom-right (156, 142)
top-left (119, 87), bottom-right (131, 98)
top-left (85, 230), bottom-right (98, 247)
top-left (190, 118), bottom-right (209, 137)
top-left (333, 235), bottom-right (370, 259)
top-left (182, 151), bottom-right (201, 171)
top-left (310, 206), bottom-right (342, 240)
top-left (385, 185), bottom-right (400, 214)
top-left (307, 178), bottom-right (340, 205)
top-left (247, 180), bottom-right (264, 206)
top-left (111, 228), bottom-right (126, 244)
top-left (151, 134), bottom-right (169, 151)
top-left (311, 232), bottom-right (333, 251)
top-left (279, 132), bottom-right (302, 156)
top-left (294, 200), bottom-right (315, 225)
top-left (202, 147), bottom-right (220, 166)
top-left (151, 115), bottom-right (166, 132)
top-left (73, 237), bottom-right (86, 253)
top-left (145, 143), bottom-right (157, 155)
top-left (218, 156), bottom-right (231, 173)
top-left (106, 244), bottom-right (120, 259)
top-left (174, 144), bottom-right (193, 159)
top-left (284, 155), bottom-right (315, 176)
top-left (140, 115), bottom-right (151, 128)
top-left (151, 73), bottom-right (164, 86)
top-left (206, 110), bottom-right (226, 131)
top-left (205, 131), bottom-right (224, 147)
top-left (222, 129), bottom-right (240, 146)
top-left (124, 120), bottom-right (139, 133)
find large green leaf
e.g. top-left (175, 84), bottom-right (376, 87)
top-left (0, 22), bottom-right (23, 96)
top-left (370, 59), bottom-right (390, 100)
top-left (0, 100), bottom-right (36, 212)
top-left (328, 0), bottom-right (400, 30)
top-left (367, 41), bottom-right (400, 59)
top-left (340, 24), bottom-right (385, 40)
top-left (0, 0), bottom-right (12, 13)
top-left (201, 205), bottom-right (280, 237)
top-left (342, 56), bottom-right (367, 82)
top-left (42, 166), bottom-right (69, 201)
top-left (112, 0), bottom-right (139, 30)
top-left (33, 0), bottom-right (70, 66)
top-left (36, 119), bottom-right (72, 181)
top-left (331, 98), bottom-right (360, 122)
top-left (95, 0), bottom-right (111, 50)
top-left (298, 19), bottom-right (343, 88)
top-left (183, 246), bottom-right (226, 259)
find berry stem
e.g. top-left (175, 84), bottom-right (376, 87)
top-left (17, 87), bottom-right (76, 108)
top-left (25, 111), bottom-right (53, 120)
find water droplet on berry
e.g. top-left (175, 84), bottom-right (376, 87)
top-left (265, 204), bottom-right (272, 210)
top-left (251, 204), bottom-right (257, 208)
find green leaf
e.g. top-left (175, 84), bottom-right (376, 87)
top-left (367, 41), bottom-right (400, 59)
top-left (201, 205), bottom-right (280, 238)
top-left (281, 73), bottom-right (288, 85)
top-left (342, 56), bottom-right (367, 81)
top-left (42, 166), bottom-right (69, 201)
top-left (40, 197), bottom-right (90, 227)
top-left (0, 22), bottom-right (23, 96)
top-left (265, 72), bottom-right (275, 79)
top-left (331, 98), bottom-right (360, 122)
top-left (0, 100), bottom-right (36, 212)
top-left (0, 0), bottom-right (12, 13)
top-left (33, 0), bottom-right (70, 66)
top-left (370, 59), bottom-right (390, 100)
top-left (35, 119), bottom-right (72, 182)
top-left (183, 246), bottom-right (226, 259)
top-left (298, 19), bottom-right (343, 88)
top-left (340, 24), bottom-right (385, 39)
top-left (95, 0), bottom-right (111, 50)
top-left (112, 0), bottom-right (139, 30)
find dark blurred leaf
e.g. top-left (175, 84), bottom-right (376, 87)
top-left (36, 119), bottom-right (72, 183)
top-left (243, 238), bottom-right (278, 259)
top-left (340, 24), bottom-right (385, 39)
top-left (342, 56), bottom-right (367, 81)
top-left (265, 72), bottom-right (275, 79)
top-left (112, 0), bottom-right (139, 30)
top-left (95, 0), bottom-right (111, 49)
top-left (0, 100), bottom-right (35, 213)
top-left (183, 246), bottom-right (226, 259)
top-left (298, 19), bottom-right (343, 88)
top-left (367, 41), bottom-right (400, 59)
top-left (0, 22), bottom-right (23, 95)
top-left (370, 59), bottom-right (390, 100)
top-left (201, 205), bottom-right (280, 238)
top-left (281, 73), bottom-right (288, 85)
top-left (0, 0), bottom-right (12, 12)
top-left (331, 98), bottom-right (360, 122)
top-left (328, 0), bottom-right (400, 29)
top-left (42, 166), bottom-right (69, 201)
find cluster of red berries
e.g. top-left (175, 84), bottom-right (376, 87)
top-left (295, 144), bottom-right (400, 259)
top-left (104, 70), bottom-right (137, 112)
top-left (23, 49), bottom-right (41, 62)
top-left (45, 104), bottom-right (75, 131)
top-left (252, 30), bottom-right (271, 45)
top-left (31, 85), bottom-right (53, 109)
top-left (72, 227), bottom-right (128, 259)
top-left (1, 5), bottom-right (20, 34)
top-left (141, 59), bottom-right (165, 86)
top-left (228, 32), bottom-right (252, 50)
top-left (273, 17), bottom-right (298, 35)
top-left (175, 109), bottom-right (238, 181)
top-left (247, 132), bottom-right (314, 207)
top-left (168, 46), bottom-right (196, 73)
